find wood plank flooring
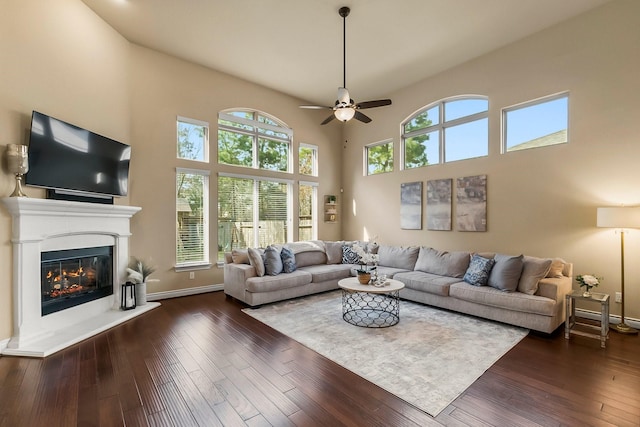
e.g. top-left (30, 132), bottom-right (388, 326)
top-left (1, 291), bottom-right (639, 426)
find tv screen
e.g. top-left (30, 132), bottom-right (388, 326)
top-left (25, 111), bottom-right (130, 197)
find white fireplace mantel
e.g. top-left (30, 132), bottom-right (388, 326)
top-left (1, 197), bottom-right (159, 357)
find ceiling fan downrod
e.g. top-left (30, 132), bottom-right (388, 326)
top-left (339, 6), bottom-right (350, 89)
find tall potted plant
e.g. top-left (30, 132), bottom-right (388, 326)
top-left (126, 257), bottom-right (156, 305)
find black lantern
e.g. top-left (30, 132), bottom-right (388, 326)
top-left (120, 281), bottom-right (137, 310)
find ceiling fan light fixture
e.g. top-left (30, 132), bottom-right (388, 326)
top-left (334, 107), bottom-right (356, 122)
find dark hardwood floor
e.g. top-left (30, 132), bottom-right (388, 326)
top-left (1, 291), bottom-right (639, 427)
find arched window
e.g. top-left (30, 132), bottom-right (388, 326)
top-left (401, 96), bottom-right (489, 169)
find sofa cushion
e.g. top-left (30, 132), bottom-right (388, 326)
top-left (231, 249), bottom-right (250, 264)
top-left (295, 250), bottom-right (328, 268)
top-left (518, 256), bottom-right (552, 295)
top-left (245, 270), bottom-right (312, 293)
top-left (378, 245), bottom-right (419, 270)
top-left (394, 271), bottom-right (461, 297)
top-left (286, 241), bottom-right (324, 254)
top-left (373, 266), bottom-right (412, 279)
top-left (414, 247), bottom-right (470, 278)
top-left (450, 282), bottom-right (556, 316)
top-left (342, 244), bottom-right (361, 264)
top-left (463, 254), bottom-right (495, 286)
top-left (280, 246), bottom-right (297, 273)
top-left (488, 254), bottom-right (524, 292)
top-left (324, 241), bottom-right (344, 264)
top-left (264, 245), bottom-right (283, 276)
top-left (298, 264), bottom-right (352, 283)
top-left (247, 247), bottom-right (265, 277)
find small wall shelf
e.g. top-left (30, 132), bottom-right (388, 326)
top-left (324, 195), bottom-right (338, 223)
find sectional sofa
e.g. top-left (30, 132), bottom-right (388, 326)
top-left (223, 240), bottom-right (573, 333)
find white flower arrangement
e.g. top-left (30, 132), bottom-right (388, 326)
top-left (576, 274), bottom-right (601, 291)
top-left (126, 257), bottom-right (156, 284)
top-left (352, 243), bottom-right (379, 273)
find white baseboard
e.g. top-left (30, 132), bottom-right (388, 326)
top-left (0, 338), bottom-right (9, 353)
top-left (146, 284), bottom-right (224, 301)
top-left (575, 308), bottom-right (640, 329)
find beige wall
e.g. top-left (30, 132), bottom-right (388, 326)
top-left (341, 0), bottom-right (640, 319)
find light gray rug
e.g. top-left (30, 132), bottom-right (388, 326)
top-left (243, 290), bottom-right (528, 417)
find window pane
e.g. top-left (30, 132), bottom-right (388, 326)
top-left (299, 146), bottom-right (317, 176)
top-left (177, 172), bottom-right (207, 264)
top-left (504, 95), bottom-right (568, 152)
top-left (444, 99), bottom-right (489, 121)
top-left (258, 138), bottom-right (288, 171)
top-left (444, 118), bottom-right (488, 162)
top-left (217, 176), bottom-right (254, 256)
top-left (258, 181), bottom-right (288, 247)
top-left (367, 142), bottom-right (394, 175)
top-left (177, 120), bottom-right (207, 161)
top-left (219, 119), bottom-right (253, 131)
top-left (299, 184), bottom-right (315, 241)
top-left (404, 105), bottom-right (439, 133)
top-left (404, 130), bottom-right (439, 169)
top-left (218, 129), bottom-right (253, 167)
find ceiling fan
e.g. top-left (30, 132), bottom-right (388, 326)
top-left (300, 6), bottom-right (392, 125)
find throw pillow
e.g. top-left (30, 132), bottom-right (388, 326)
top-left (517, 256), bottom-right (553, 295)
top-left (231, 249), bottom-right (249, 264)
top-left (377, 245), bottom-right (420, 270)
top-left (463, 254), bottom-right (495, 286)
top-left (342, 244), bottom-right (360, 264)
top-left (547, 258), bottom-right (565, 278)
top-left (414, 247), bottom-right (471, 278)
top-left (324, 241), bottom-right (344, 264)
top-left (488, 254), bottom-right (524, 292)
top-left (263, 245), bottom-right (283, 276)
top-left (280, 246), bottom-right (297, 273)
top-left (247, 247), bottom-right (265, 277)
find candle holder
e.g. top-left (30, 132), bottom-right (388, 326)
top-left (5, 144), bottom-right (29, 197)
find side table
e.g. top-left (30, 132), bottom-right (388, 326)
top-left (565, 290), bottom-right (609, 348)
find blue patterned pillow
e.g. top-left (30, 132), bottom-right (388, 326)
top-left (280, 246), bottom-right (297, 273)
top-left (463, 254), bottom-right (495, 286)
top-left (342, 244), bottom-right (360, 264)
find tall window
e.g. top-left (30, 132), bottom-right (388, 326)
top-left (218, 110), bottom-right (292, 172)
top-left (176, 169), bottom-right (209, 267)
top-left (299, 144), bottom-right (318, 176)
top-left (402, 96), bottom-right (488, 168)
top-left (177, 116), bottom-right (208, 162)
top-left (366, 140), bottom-right (394, 175)
top-left (299, 182), bottom-right (317, 241)
top-left (503, 92), bottom-right (569, 152)
top-left (218, 174), bottom-right (291, 260)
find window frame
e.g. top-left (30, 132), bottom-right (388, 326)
top-left (364, 139), bottom-right (394, 176)
top-left (501, 92), bottom-right (569, 153)
top-left (299, 143), bottom-right (318, 177)
top-left (175, 167), bottom-right (211, 271)
top-left (401, 95), bottom-right (489, 169)
top-left (177, 116), bottom-right (209, 163)
top-left (298, 180), bottom-right (318, 241)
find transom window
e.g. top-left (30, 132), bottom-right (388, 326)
top-left (502, 92), bottom-right (569, 153)
top-left (402, 96), bottom-right (489, 169)
top-left (299, 143), bottom-right (318, 176)
top-left (177, 116), bottom-right (209, 162)
top-left (366, 140), bottom-right (394, 175)
top-left (218, 109), bottom-right (293, 172)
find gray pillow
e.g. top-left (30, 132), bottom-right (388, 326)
top-left (231, 249), bottom-right (249, 264)
top-left (463, 254), bottom-right (495, 286)
top-left (488, 254), bottom-right (524, 292)
top-left (517, 256), bottom-right (552, 295)
top-left (414, 247), bottom-right (471, 278)
top-left (247, 247), bottom-right (265, 277)
top-left (377, 245), bottom-right (419, 270)
top-left (264, 245), bottom-right (283, 276)
top-left (324, 241), bottom-right (344, 264)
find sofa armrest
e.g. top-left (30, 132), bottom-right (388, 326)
top-left (536, 276), bottom-right (572, 302)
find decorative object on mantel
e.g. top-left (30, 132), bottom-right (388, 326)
top-left (121, 281), bottom-right (136, 310)
top-left (126, 257), bottom-right (156, 306)
top-left (575, 274), bottom-right (601, 297)
top-left (597, 206), bottom-right (640, 335)
top-left (5, 144), bottom-right (29, 197)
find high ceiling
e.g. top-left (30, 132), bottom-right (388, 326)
top-left (81, 0), bottom-right (610, 106)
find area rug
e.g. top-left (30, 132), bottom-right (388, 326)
top-left (243, 291), bottom-right (528, 417)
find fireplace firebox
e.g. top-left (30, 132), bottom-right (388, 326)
top-left (41, 246), bottom-right (114, 316)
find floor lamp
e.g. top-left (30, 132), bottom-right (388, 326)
top-left (597, 206), bottom-right (640, 334)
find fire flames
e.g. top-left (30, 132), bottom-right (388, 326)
top-left (44, 266), bottom-right (91, 298)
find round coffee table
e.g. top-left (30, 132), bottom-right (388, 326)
top-left (338, 277), bottom-right (405, 328)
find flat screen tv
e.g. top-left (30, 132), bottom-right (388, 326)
top-left (25, 111), bottom-right (131, 198)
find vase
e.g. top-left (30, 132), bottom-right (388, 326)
top-left (357, 272), bottom-right (371, 285)
top-left (135, 282), bottom-right (147, 305)
top-left (582, 288), bottom-right (591, 298)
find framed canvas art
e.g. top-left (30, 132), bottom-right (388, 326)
top-left (456, 175), bottom-right (487, 232)
top-left (427, 179), bottom-right (452, 231)
top-left (400, 181), bottom-right (423, 230)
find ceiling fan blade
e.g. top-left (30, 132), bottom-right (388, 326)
top-left (356, 99), bottom-right (392, 109)
top-left (321, 114), bottom-right (336, 125)
top-left (300, 105), bottom-right (332, 109)
top-left (354, 111), bottom-right (372, 123)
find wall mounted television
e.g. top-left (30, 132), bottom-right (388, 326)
top-left (25, 111), bottom-right (131, 201)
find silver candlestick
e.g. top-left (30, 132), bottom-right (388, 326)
top-left (6, 144), bottom-right (29, 197)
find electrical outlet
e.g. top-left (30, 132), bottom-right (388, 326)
top-left (189, 272), bottom-right (195, 280)
top-left (615, 292), bottom-right (622, 303)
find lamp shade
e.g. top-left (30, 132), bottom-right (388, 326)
top-left (334, 107), bottom-right (355, 122)
top-left (596, 206), bottom-right (640, 228)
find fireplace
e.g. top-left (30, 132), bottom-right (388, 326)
top-left (41, 246), bottom-right (114, 316)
